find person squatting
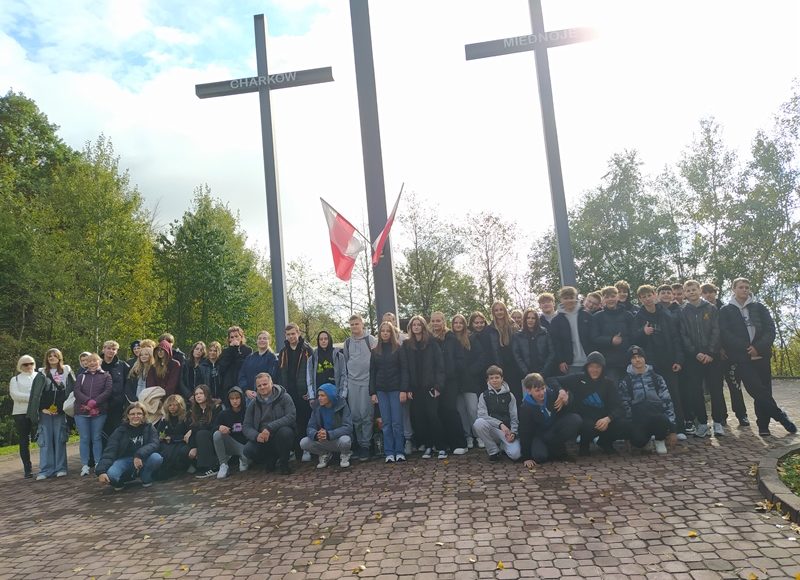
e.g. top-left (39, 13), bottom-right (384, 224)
top-left (8, 278), bottom-right (796, 489)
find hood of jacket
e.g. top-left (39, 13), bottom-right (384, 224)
top-left (625, 363), bottom-right (654, 375)
top-left (485, 381), bottom-right (511, 394)
top-left (583, 351), bottom-right (606, 373)
top-left (729, 293), bottom-right (754, 309)
top-left (157, 340), bottom-right (173, 361)
top-left (317, 382), bottom-right (341, 407)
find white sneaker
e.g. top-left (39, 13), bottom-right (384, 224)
top-left (418, 445), bottom-right (426, 452)
top-left (695, 423), bottom-right (709, 438)
top-left (317, 453), bottom-right (332, 469)
top-left (55, 471), bottom-right (67, 478)
top-left (187, 465), bottom-right (196, 474)
top-left (438, 450), bottom-right (448, 460)
top-left (239, 456), bottom-right (249, 472)
top-left (301, 451), bottom-right (312, 462)
top-left (477, 439), bottom-right (485, 449)
top-left (452, 447), bottom-right (467, 455)
top-left (217, 463), bottom-right (229, 479)
top-left (466, 437), bottom-right (474, 449)
top-left (36, 474), bottom-right (47, 481)
top-left (340, 453), bottom-right (351, 468)
top-left (654, 440), bottom-right (668, 455)
top-left (395, 453), bottom-right (406, 462)
top-left (385, 455), bottom-right (395, 463)
top-left (676, 433), bottom-right (687, 441)
top-left (422, 447), bottom-right (432, 459)
top-left (80, 465), bottom-right (90, 477)
top-left (404, 440), bottom-right (413, 455)
top-left (713, 422), bottom-right (725, 437)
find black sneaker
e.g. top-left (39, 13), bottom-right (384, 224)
top-left (758, 427), bottom-right (771, 437)
top-left (112, 485), bottom-right (124, 491)
top-left (24, 471), bottom-right (33, 479)
top-left (684, 421), bottom-right (696, 434)
top-left (738, 416), bottom-right (750, 427)
top-left (195, 469), bottom-right (218, 479)
top-left (488, 453), bottom-right (500, 462)
top-left (778, 411), bottom-right (798, 434)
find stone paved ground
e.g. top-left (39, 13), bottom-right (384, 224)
top-left (1, 381), bottom-right (799, 580)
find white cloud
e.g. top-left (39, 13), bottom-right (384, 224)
top-left (1, 0), bottom-right (799, 287)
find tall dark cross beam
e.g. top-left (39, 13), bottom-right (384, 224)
top-left (349, 0), bottom-right (398, 321)
top-left (465, 0), bottom-right (593, 287)
top-left (195, 14), bottom-right (333, 337)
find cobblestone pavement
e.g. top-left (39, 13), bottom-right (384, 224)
top-left (1, 381), bottom-right (799, 580)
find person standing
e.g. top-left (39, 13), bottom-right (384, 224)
top-left (370, 321), bottom-right (406, 462)
top-left (450, 314), bottom-right (486, 449)
top-left (180, 341), bottom-right (211, 402)
top-left (590, 286), bottom-right (635, 385)
top-left (307, 330), bottom-right (348, 399)
top-left (100, 341), bottom-right (130, 440)
top-left (238, 331), bottom-right (279, 401)
top-left (511, 308), bottom-right (555, 394)
top-left (152, 340), bottom-right (182, 397)
top-left (430, 312), bottom-right (468, 455)
top-left (73, 353), bottom-right (113, 476)
top-left (219, 326), bottom-right (253, 396)
top-left (278, 323), bottom-right (315, 462)
top-left (28, 348), bottom-right (74, 479)
top-left (344, 314), bottom-right (378, 461)
top-left (10, 355), bottom-right (37, 478)
top-left (549, 286), bottom-right (592, 376)
top-left (719, 278), bottom-right (796, 436)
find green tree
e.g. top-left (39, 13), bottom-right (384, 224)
top-left (569, 150), bottom-right (679, 291)
top-left (462, 211), bottom-right (516, 308)
top-left (526, 229), bottom-right (560, 296)
top-left (156, 187), bottom-right (258, 347)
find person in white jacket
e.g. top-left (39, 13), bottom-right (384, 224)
top-left (10, 355), bottom-right (37, 478)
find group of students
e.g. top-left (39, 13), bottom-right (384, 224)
top-left (7, 276), bottom-right (796, 489)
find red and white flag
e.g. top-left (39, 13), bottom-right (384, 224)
top-left (320, 198), bottom-right (366, 281)
top-left (371, 190), bottom-right (402, 266)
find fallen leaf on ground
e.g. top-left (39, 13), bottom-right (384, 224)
top-left (748, 574), bottom-right (758, 580)
top-left (748, 464), bottom-right (758, 476)
top-left (435, 542), bottom-right (444, 547)
top-left (312, 539), bottom-right (323, 545)
top-left (352, 564), bottom-right (366, 574)
top-left (468, 557), bottom-right (476, 563)
top-left (496, 561), bottom-right (505, 570)
top-left (365, 548), bottom-right (371, 553)
top-left (331, 555), bottom-right (340, 561)
top-left (143, 535), bottom-right (150, 540)
top-left (179, 565), bottom-right (189, 571)
top-left (73, 567), bottom-right (84, 573)
top-left (687, 530), bottom-right (698, 538)
top-left (192, 488), bottom-right (198, 494)
top-left (374, 512), bottom-right (382, 520)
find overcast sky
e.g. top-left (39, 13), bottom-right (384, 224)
top-left (2, 0), bottom-right (799, 279)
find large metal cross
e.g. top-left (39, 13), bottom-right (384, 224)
top-left (195, 14), bottom-right (333, 337)
top-left (465, 0), bottom-right (593, 287)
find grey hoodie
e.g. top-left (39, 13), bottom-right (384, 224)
top-left (476, 381), bottom-right (519, 434)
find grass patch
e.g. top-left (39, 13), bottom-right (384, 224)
top-left (0, 434), bottom-right (79, 457)
top-left (778, 451), bottom-right (800, 496)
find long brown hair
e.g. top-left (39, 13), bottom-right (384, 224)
top-left (491, 301), bottom-right (514, 347)
top-left (44, 348), bottom-right (65, 374)
top-left (129, 347), bottom-right (153, 379)
top-left (377, 321), bottom-right (400, 352)
top-left (522, 307), bottom-right (542, 334)
top-left (467, 311), bottom-right (487, 333)
top-left (190, 385), bottom-right (214, 425)
top-left (451, 314), bottom-right (471, 350)
top-left (405, 315), bottom-right (430, 349)
top-left (153, 344), bottom-right (170, 378)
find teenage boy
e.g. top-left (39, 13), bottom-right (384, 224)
top-left (615, 280), bottom-right (637, 313)
top-left (101, 340), bottom-right (130, 439)
top-left (219, 326), bottom-right (253, 395)
top-left (550, 286), bottom-right (592, 375)
top-left (551, 351), bottom-right (623, 456)
top-left (300, 383), bottom-right (354, 469)
top-left (589, 286), bottom-right (635, 385)
top-left (703, 282), bottom-right (749, 425)
top-left (278, 323), bottom-right (314, 462)
top-left (679, 280), bottom-right (725, 438)
top-left (583, 292), bottom-right (602, 315)
top-left (344, 314), bottom-right (378, 461)
top-left (618, 346), bottom-right (676, 455)
top-left (242, 373), bottom-right (296, 475)
top-left (634, 285), bottom-right (686, 439)
top-left (719, 278), bottom-right (796, 436)
top-left (657, 285), bottom-right (674, 310)
top-left (518, 373), bottom-right (581, 466)
top-left (473, 366), bottom-right (521, 461)
top-left (671, 283), bottom-right (685, 311)
top-left (537, 293), bottom-right (558, 329)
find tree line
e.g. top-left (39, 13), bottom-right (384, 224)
top-left (1, 83), bottom-right (799, 442)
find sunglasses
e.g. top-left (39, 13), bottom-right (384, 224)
top-left (22, 362), bottom-right (34, 367)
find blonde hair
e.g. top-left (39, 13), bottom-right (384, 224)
top-left (429, 311), bottom-right (449, 340)
top-left (16, 355), bottom-right (35, 373)
top-left (490, 301), bottom-right (514, 347)
top-left (162, 394), bottom-right (187, 421)
top-left (130, 347), bottom-right (154, 378)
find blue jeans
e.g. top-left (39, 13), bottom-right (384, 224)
top-left (37, 412), bottom-right (68, 477)
top-left (106, 453), bottom-right (164, 486)
top-left (75, 414), bottom-right (107, 466)
top-left (377, 391), bottom-right (403, 456)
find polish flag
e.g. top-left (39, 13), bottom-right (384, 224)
top-left (321, 198), bottom-right (366, 281)
top-left (371, 190), bottom-right (402, 266)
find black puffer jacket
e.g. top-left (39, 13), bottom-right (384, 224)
top-left (369, 342), bottom-right (405, 394)
top-left (589, 307), bottom-right (635, 368)
top-left (633, 304), bottom-right (684, 369)
top-left (512, 328), bottom-right (555, 378)
top-left (719, 299), bottom-right (775, 363)
top-left (445, 331), bottom-right (487, 394)
top-left (402, 338), bottom-right (445, 395)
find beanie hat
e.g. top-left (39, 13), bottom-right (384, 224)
top-left (130, 340), bottom-right (141, 355)
top-left (628, 345), bottom-right (646, 360)
top-left (585, 351), bottom-right (606, 368)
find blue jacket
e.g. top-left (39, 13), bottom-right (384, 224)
top-left (305, 385), bottom-right (352, 441)
top-left (238, 350), bottom-right (279, 393)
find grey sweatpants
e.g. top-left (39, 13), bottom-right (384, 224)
top-left (348, 381), bottom-right (374, 447)
top-left (300, 435), bottom-right (352, 456)
top-left (213, 430), bottom-right (245, 463)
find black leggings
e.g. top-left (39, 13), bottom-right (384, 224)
top-left (14, 414), bottom-right (33, 472)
